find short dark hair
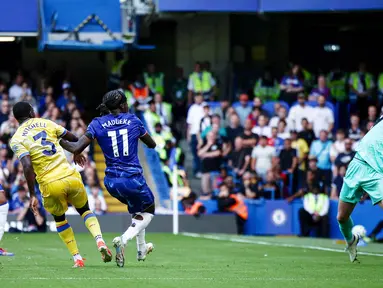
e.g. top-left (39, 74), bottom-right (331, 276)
top-left (97, 89), bottom-right (127, 115)
top-left (13, 101), bottom-right (33, 120)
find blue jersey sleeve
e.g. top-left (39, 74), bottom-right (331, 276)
top-left (86, 120), bottom-right (98, 139)
top-left (0, 184), bottom-right (3, 191)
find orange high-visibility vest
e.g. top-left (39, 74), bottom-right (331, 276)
top-left (228, 195), bottom-right (248, 220)
top-left (130, 84), bottom-right (149, 101)
top-left (185, 201), bottom-right (204, 215)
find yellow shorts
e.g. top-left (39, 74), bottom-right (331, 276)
top-left (40, 171), bottom-right (87, 216)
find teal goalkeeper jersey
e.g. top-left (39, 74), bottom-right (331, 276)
top-left (356, 116), bottom-right (383, 173)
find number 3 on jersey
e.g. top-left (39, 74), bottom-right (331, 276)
top-left (108, 129), bottom-right (129, 157)
top-left (33, 130), bottom-right (57, 156)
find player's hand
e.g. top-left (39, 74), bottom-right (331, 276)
top-left (30, 196), bottom-right (39, 216)
top-left (74, 154), bottom-right (87, 167)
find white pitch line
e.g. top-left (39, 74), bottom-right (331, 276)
top-left (182, 233), bottom-right (383, 257)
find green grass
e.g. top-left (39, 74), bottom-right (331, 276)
top-left (1, 233), bottom-right (383, 288)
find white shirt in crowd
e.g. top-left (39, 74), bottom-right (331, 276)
top-left (311, 106), bottom-right (334, 137)
top-left (9, 84), bottom-right (32, 103)
top-left (287, 105), bottom-right (314, 132)
top-left (269, 117), bottom-right (292, 131)
top-left (330, 140), bottom-right (345, 160)
top-left (88, 195), bottom-right (107, 213)
top-left (252, 126), bottom-right (272, 138)
top-left (187, 102), bottom-right (205, 135)
top-left (251, 145), bottom-right (276, 176)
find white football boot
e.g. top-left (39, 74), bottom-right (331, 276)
top-left (112, 236), bottom-right (125, 268)
top-left (137, 243), bottom-right (154, 261)
top-left (345, 233), bottom-right (360, 263)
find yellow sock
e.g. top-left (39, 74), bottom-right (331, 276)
top-left (82, 211), bottom-right (103, 241)
top-left (56, 220), bottom-right (80, 256)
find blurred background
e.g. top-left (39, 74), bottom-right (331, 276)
top-left (2, 0), bottom-right (383, 241)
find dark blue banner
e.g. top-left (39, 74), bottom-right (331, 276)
top-left (158, 0), bottom-right (259, 12)
top-left (260, 0), bottom-right (383, 12)
top-left (0, 0), bottom-right (37, 33)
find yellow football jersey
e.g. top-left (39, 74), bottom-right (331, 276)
top-left (10, 118), bottom-right (76, 186)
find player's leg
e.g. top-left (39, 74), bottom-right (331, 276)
top-left (52, 213), bottom-right (84, 267)
top-left (0, 191), bottom-right (13, 256)
top-left (66, 172), bottom-right (112, 263)
top-left (41, 181), bottom-right (83, 267)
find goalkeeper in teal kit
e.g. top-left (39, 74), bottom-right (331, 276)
top-left (338, 116), bottom-right (383, 262)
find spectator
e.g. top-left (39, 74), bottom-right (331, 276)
top-left (291, 130), bottom-right (309, 187)
top-left (241, 172), bottom-right (263, 199)
top-left (253, 97), bottom-right (264, 113)
top-left (279, 64), bottom-right (304, 105)
top-left (310, 130), bottom-right (332, 187)
top-left (349, 62), bottom-right (375, 120)
top-left (335, 138), bottom-right (355, 168)
top-left (247, 107), bottom-right (262, 127)
top-left (235, 94), bottom-right (252, 126)
top-left (229, 137), bottom-right (251, 177)
top-left (288, 93), bottom-right (313, 132)
top-left (269, 106), bottom-right (291, 130)
top-left (330, 129), bottom-right (346, 164)
top-left (311, 95), bottom-right (334, 137)
top-left (50, 107), bottom-right (66, 127)
top-left (0, 112), bottom-right (18, 140)
top-left (309, 75), bottom-right (331, 101)
top-left (251, 136), bottom-right (277, 180)
top-left (241, 119), bottom-right (258, 154)
top-left (198, 131), bottom-right (222, 197)
top-left (226, 113), bottom-right (244, 147)
top-left (201, 114), bottom-right (227, 140)
top-left (144, 100), bottom-right (167, 135)
top-left (20, 82), bottom-right (38, 113)
top-left (187, 62), bottom-right (215, 104)
top-left (348, 114), bottom-right (362, 141)
top-left (252, 115), bottom-right (271, 138)
top-left (331, 165), bottom-right (347, 200)
top-left (88, 185), bottom-right (107, 214)
top-left (361, 105), bottom-right (378, 129)
top-left (299, 184), bottom-right (330, 238)
top-left (279, 138), bottom-right (298, 174)
top-left (56, 82), bottom-right (77, 111)
top-left (277, 119), bottom-right (291, 140)
top-left (213, 99), bottom-right (232, 128)
top-left (268, 127), bottom-right (284, 155)
top-left (38, 87), bottom-right (54, 115)
top-left (199, 103), bottom-right (212, 136)
top-left (352, 128), bottom-right (366, 150)
top-left (9, 186), bottom-right (28, 215)
top-left (253, 68), bottom-right (280, 102)
top-left (187, 94), bottom-right (205, 178)
top-left (9, 74), bottom-right (31, 104)
top-left (298, 118), bottom-right (316, 147)
top-left (15, 197), bottom-right (46, 233)
top-left (154, 93), bottom-right (172, 126)
top-left (0, 100), bottom-right (10, 125)
top-left (263, 170), bottom-right (281, 199)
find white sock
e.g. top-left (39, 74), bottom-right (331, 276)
top-left (121, 213), bottom-right (153, 245)
top-left (136, 229), bottom-right (146, 252)
top-left (73, 253), bottom-right (83, 261)
top-left (0, 203), bottom-right (9, 243)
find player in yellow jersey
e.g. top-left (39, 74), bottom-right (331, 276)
top-left (10, 102), bottom-right (112, 268)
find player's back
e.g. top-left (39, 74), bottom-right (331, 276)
top-left (356, 116), bottom-right (383, 174)
top-left (10, 118), bottom-right (75, 185)
top-left (87, 113), bottom-right (147, 177)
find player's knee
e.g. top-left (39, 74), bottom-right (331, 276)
top-left (337, 212), bottom-right (348, 223)
top-left (53, 214), bottom-right (66, 223)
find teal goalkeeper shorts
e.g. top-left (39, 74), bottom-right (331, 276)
top-left (340, 155), bottom-right (383, 205)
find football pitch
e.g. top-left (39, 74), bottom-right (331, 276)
top-left (1, 233), bottom-right (383, 288)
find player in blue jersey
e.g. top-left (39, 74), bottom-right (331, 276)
top-left (0, 184), bottom-right (14, 256)
top-left (60, 90), bottom-right (156, 268)
top-left (338, 115), bottom-right (383, 263)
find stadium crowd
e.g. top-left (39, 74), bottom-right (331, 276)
top-left (0, 72), bottom-right (107, 232)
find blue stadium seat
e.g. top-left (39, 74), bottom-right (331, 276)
top-left (208, 101), bottom-right (221, 109)
top-left (232, 101), bottom-right (253, 108)
top-left (262, 101), bottom-right (290, 116)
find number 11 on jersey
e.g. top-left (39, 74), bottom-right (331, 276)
top-left (108, 129), bottom-right (129, 157)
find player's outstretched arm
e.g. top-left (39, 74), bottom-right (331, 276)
top-left (61, 130), bottom-right (79, 142)
top-left (140, 133), bottom-right (156, 149)
top-left (20, 155), bottom-right (39, 215)
top-left (60, 134), bottom-right (92, 155)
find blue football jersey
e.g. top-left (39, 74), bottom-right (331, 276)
top-left (86, 113), bottom-right (147, 176)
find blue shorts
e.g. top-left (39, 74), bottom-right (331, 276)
top-left (104, 173), bottom-right (154, 214)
